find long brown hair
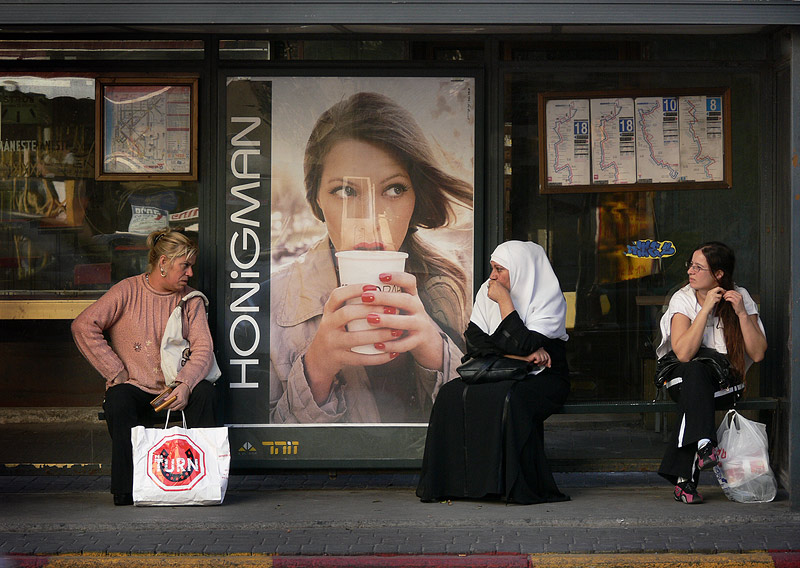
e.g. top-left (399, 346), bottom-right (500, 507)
top-left (303, 92), bottom-right (473, 331)
top-left (696, 241), bottom-right (745, 378)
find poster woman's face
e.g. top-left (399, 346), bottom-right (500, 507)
top-left (317, 139), bottom-right (416, 252)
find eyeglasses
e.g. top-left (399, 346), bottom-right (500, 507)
top-left (685, 261), bottom-right (709, 273)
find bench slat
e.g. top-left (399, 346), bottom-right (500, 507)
top-left (559, 397), bottom-right (778, 414)
top-left (97, 398), bottom-right (779, 420)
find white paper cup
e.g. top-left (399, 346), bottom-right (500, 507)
top-left (336, 250), bottom-right (408, 355)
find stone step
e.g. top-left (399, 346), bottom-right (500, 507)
top-left (0, 407), bottom-right (102, 424)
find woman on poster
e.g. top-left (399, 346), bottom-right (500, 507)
top-left (269, 91), bottom-right (473, 423)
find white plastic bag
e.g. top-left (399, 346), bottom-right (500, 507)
top-left (713, 409), bottom-right (777, 503)
top-left (132, 411), bottom-right (230, 506)
top-left (161, 291), bottom-right (222, 387)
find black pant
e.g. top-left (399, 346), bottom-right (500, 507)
top-left (658, 360), bottom-right (735, 485)
top-left (103, 381), bottom-right (218, 495)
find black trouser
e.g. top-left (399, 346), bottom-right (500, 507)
top-left (657, 360), bottom-right (735, 485)
top-left (103, 381), bottom-right (218, 495)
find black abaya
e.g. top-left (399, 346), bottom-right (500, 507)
top-left (416, 311), bottom-right (570, 504)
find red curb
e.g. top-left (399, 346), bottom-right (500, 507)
top-left (273, 554), bottom-right (530, 568)
top-left (771, 551), bottom-right (800, 568)
top-left (3, 556), bottom-right (50, 568)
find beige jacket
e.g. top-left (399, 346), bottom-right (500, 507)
top-left (269, 238), bottom-right (465, 423)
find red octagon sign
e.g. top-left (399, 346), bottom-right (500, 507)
top-left (146, 433), bottom-right (207, 491)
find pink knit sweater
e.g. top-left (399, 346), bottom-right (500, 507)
top-left (71, 274), bottom-right (214, 395)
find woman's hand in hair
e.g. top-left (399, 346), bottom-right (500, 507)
top-left (363, 271), bottom-right (445, 371)
top-left (701, 286), bottom-right (725, 313)
top-left (722, 289), bottom-right (747, 318)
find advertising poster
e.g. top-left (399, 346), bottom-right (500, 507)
top-left (224, 76), bottom-right (476, 467)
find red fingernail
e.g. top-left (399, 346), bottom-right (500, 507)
top-left (390, 352), bottom-right (399, 359)
top-left (379, 273), bottom-right (392, 282)
top-left (361, 292), bottom-right (375, 302)
top-left (366, 313), bottom-right (381, 325)
top-left (362, 284), bottom-right (379, 291)
top-left (383, 306), bottom-right (396, 314)
top-left (374, 342), bottom-right (385, 350)
top-left (391, 329), bottom-right (403, 337)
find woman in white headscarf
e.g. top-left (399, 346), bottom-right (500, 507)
top-left (416, 241), bottom-right (571, 504)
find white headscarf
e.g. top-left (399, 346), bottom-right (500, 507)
top-left (470, 241), bottom-right (569, 341)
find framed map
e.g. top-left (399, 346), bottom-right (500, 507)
top-left (538, 88), bottom-right (731, 194)
top-left (95, 77), bottom-right (198, 180)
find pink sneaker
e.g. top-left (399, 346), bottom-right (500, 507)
top-left (696, 444), bottom-right (719, 471)
top-left (674, 481), bottom-right (703, 504)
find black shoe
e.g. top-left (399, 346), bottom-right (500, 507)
top-left (113, 493), bottom-right (133, 506)
top-left (696, 443), bottom-right (719, 470)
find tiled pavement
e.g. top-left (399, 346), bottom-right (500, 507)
top-left (1, 415), bottom-right (797, 563)
top-left (1, 472), bottom-right (799, 557)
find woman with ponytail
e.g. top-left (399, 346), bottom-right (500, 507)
top-left (656, 242), bottom-right (767, 504)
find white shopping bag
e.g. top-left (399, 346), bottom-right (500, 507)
top-left (161, 291), bottom-right (222, 387)
top-left (713, 409), bottom-right (777, 503)
top-left (132, 411), bottom-right (230, 506)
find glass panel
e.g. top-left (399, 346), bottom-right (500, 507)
top-left (218, 40), bottom-right (482, 62)
top-left (300, 40), bottom-right (407, 60)
top-left (504, 68), bottom-right (762, 403)
top-left (219, 40), bottom-right (272, 60)
top-left (411, 42), bottom-right (484, 61)
top-left (0, 75), bottom-right (199, 304)
top-left (0, 40), bottom-right (204, 61)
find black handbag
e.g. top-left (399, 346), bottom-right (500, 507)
top-left (654, 346), bottom-right (742, 390)
top-left (456, 355), bottom-right (532, 385)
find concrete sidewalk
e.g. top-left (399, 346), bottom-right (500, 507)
top-left (1, 472), bottom-right (799, 564)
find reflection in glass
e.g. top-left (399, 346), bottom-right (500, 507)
top-left (0, 75), bottom-right (199, 301)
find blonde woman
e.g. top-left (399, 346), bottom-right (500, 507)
top-left (72, 228), bottom-right (218, 506)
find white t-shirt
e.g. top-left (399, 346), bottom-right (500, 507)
top-left (656, 283), bottom-right (765, 373)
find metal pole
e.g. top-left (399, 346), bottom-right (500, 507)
top-left (790, 27), bottom-right (800, 511)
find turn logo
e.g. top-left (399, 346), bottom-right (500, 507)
top-left (146, 433), bottom-right (206, 491)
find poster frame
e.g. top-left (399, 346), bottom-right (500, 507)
top-left (95, 76), bottom-right (199, 181)
top-left (219, 69), bottom-right (484, 469)
top-left (537, 88), bottom-right (732, 194)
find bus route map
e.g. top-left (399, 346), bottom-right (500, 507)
top-left (542, 92), bottom-right (725, 190)
top-left (102, 85), bottom-right (192, 174)
top-left (590, 97), bottom-right (636, 185)
top-left (545, 98), bottom-right (590, 186)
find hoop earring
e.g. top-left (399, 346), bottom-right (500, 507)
top-left (160, 267), bottom-right (167, 277)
